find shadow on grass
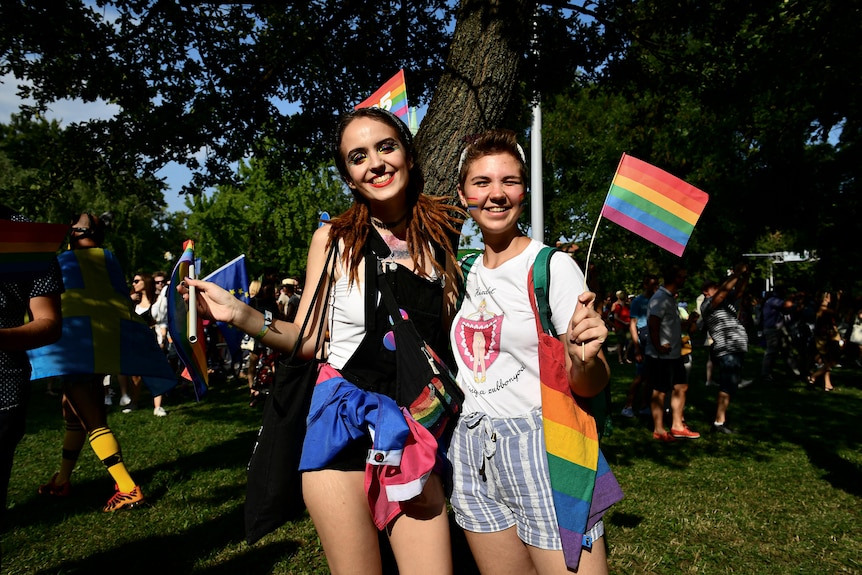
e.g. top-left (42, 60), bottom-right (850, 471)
top-left (605, 352), bottom-right (862, 497)
top-left (29, 504), bottom-right (307, 575)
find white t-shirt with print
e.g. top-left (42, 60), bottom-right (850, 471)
top-left (450, 239), bottom-right (586, 418)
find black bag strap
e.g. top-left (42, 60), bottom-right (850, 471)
top-left (282, 242), bottom-right (338, 365)
top-left (375, 258), bottom-right (409, 330)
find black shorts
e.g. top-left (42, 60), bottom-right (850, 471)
top-left (645, 356), bottom-right (687, 393)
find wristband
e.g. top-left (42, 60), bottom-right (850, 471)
top-left (254, 310), bottom-right (273, 341)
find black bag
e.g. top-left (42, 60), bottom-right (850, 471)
top-left (376, 268), bottom-right (464, 441)
top-left (244, 245), bottom-right (336, 545)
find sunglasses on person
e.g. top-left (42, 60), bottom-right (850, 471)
top-left (133, 278), bottom-right (142, 284)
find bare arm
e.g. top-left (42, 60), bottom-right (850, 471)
top-left (185, 225), bottom-right (336, 360)
top-left (0, 293), bottom-right (62, 351)
top-left (711, 263), bottom-right (750, 308)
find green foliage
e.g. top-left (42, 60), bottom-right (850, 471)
top-left (0, 114), bottom-right (187, 277)
top-left (0, 1), bottom-right (457, 191)
top-left (185, 157), bottom-right (351, 279)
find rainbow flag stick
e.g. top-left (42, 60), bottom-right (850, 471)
top-left (188, 264), bottom-right (198, 344)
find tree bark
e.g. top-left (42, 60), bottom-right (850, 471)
top-left (415, 0), bottom-right (534, 200)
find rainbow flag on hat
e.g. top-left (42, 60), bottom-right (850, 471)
top-left (601, 153), bottom-right (709, 256)
top-left (355, 69), bottom-right (409, 121)
top-left (0, 219), bottom-right (69, 280)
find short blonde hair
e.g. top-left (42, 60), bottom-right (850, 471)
top-left (248, 280), bottom-right (261, 298)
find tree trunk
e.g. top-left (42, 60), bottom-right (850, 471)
top-left (415, 0), bottom-right (534, 200)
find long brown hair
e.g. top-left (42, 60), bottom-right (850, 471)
top-left (329, 107), bottom-right (464, 286)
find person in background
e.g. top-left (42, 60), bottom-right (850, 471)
top-left (0, 206), bottom-right (63, 525)
top-left (621, 274), bottom-right (658, 418)
top-left (808, 291), bottom-right (842, 392)
top-left (610, 290), bottom-right (631, 364)
top-left (646, 263), bottom-right (700, 441)
top-left (123, 272), bottom-right (167, 417)
top-left (448, 129), bottom-right (622, 574)
top-left (38, 212), bottom-right (145, 511)
top-left (699, 263), bottom-right (751, 434)
top-left (760, 284), bottom-right (799, 383)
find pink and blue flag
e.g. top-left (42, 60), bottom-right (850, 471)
top-left (601, 153), bottom-right (709, 256)
top-left (167, 240), bottom-right (208, 400)
top-left (355, 69), bottom-right (409, 121)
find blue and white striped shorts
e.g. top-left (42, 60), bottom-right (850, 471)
top-left (448, 409), bottom-right (604, 550)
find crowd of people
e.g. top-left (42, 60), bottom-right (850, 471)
top-left (613, 265), bottom-right (861, 439)
top-left (4, 107), bottom-right (862, 575)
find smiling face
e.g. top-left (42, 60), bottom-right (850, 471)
top-left (339, 116), bottom-right (412, 213)
top-left (458, 152), bottom-right (526, 240)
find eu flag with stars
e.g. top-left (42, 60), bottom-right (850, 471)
top-left (202, 254), bottom-right (250, 363)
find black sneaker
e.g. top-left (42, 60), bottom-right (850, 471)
top-left (711, 423), bottom-right (735, 434)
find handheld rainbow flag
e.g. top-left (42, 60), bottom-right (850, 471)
top-left (355, 69), bottom-right (409, 121)
top-left (0, 219), bottom-right (69, 280)
top-left (600, 153), bottom-right (709, 257)
top-left (27, 248), bottom-right (177, 397)
top-left (167, 240), bottom-right (208, 400)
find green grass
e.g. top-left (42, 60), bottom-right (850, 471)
top-left (2, 343), bottom-right (861, 574)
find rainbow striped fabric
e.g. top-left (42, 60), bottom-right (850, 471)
top-left (27, 248), bottom-right (177, 397)
top-left (355, 69), bottom-right (409, 120)
top-left (167, 240), bottom-right (208, 399)
top-left (601, 153), bottom-right (709, 256)
top-left (529, 261), bottom-right (624, 571)
top-left (0, 219), bottom-right (68, 279)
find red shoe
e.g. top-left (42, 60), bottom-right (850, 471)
top-left (652, 431), bottom-right (676, 442)
top-left (670, 425), bottom-right (701, 439)
top-left (103, 485), bottom-right (145, 512)
top-left (38, 473), bottom-right (71, 497)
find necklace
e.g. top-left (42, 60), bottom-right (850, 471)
top-left (381, 233), bottom-right (410, 260)
top-left (370, 212), bottom-right (408, 231)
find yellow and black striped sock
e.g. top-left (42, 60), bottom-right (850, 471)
top-left (88, 427), bottom-right (136, 493)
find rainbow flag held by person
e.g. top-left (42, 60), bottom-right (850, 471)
top-left (355, 69), bottom-right (409, 121)
top-left (0, 219), bottom-right (69, 280)
top-left (202, 254), bottom-right (250, 364)
top-left (601, 153), bottom-right (709, 257)
top-left (167, 240), bottom-right (208, 400)
top-left (27, 248), bottom-right (177, 397)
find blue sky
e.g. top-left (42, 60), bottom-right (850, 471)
top-left (1, 72), bottom-right (197, 213)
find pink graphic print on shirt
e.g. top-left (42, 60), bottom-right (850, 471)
top-left (454, 300), bottom-right (503, 383)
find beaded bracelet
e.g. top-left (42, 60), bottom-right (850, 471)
top-left (254, 309), bottom-right (273, 341)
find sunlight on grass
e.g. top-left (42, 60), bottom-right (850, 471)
top-left (2, 344), bottom-right (861, 574)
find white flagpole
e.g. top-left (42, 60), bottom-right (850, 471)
top-left (530, 103), bottom-right (543, 242)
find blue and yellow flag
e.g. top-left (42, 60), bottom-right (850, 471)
top-left (27, 248), bottom-right (177, 397)
top-left (202, 254), bottom-right (250, 363)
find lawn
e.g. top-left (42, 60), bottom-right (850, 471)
top-left (2, 344), bottom-right (861, 574)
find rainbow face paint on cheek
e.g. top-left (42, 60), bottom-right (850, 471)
top-left (466, 197), bottom-right (479, 210)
